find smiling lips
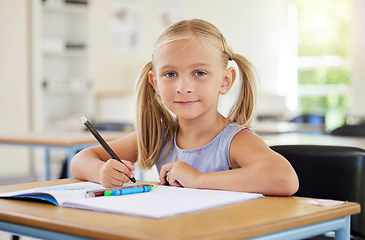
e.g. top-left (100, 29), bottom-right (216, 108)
top-left (174, 100), bottom-right (198, 106)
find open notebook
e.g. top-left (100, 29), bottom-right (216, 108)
top-left (0, 182), bottom-right (263, 218)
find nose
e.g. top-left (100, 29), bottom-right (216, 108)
top-left (176, 77), bottom-right (193, 94)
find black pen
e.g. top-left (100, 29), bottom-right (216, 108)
top-left (80, 116), bottom-right (136, 183)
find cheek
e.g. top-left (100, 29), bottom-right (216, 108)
top-left (156, 82), bottom-right (173, 99)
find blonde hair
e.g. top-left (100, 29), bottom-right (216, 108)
top-left (136, 19), bottom-right (256, 169)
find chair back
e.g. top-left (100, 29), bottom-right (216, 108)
top-left (330, 123), bottom-right (365, 137)
top-left (271, 145), bottom-right (365, 237)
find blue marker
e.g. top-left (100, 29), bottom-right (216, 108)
top-left (85, 185), bottom-right (155, 198)
top-left (108, 186), bottom-right (154, 196)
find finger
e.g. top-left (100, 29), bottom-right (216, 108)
top-left (110, 169), bottom-right (130, 183)
top-left (166, 171), bottom-right (181, 187)
top-left (111, 159), bottom-right (135, 179)
top-left (100, 175), bottom-right (122, 188)
top-left (160, 171), bottom-right (170, 185)
top-left (164, 171), bottom-right (170, 186)
top-left (123, 160), bottom-right (136, 171)
top-left (159, 163), bottom-right (173, 183)
top-left (168, 178), bottom-right (182, 187)
top-left (159, 175), bottom-right (166, 185)
top-left (103, 180), bottom-right (123, 188)
top-left (110, 174), bottom-right (129, 186)
top-left (102, 170), bottom-right (131, 187)
top-left (159, 172), bottom-right (170, 186)
top-left (122, 161), bottom-right (136, 180)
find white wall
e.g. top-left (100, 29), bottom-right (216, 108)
top-left (90, 0), bottom-right (147, 94)
top-left (0, 0), bottom-right (32, 178)
top-left (350, 0), bottom-right (365, 120)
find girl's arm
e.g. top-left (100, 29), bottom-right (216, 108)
top-left (160, 130), bottom-right (299, 196)
top-left (70, 132), bottom-right (138, 187)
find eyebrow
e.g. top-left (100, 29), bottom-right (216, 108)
top-left (158, 63), bottom-right (212, 71)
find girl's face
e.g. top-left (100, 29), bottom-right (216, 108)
top-left (149, 38), bottom-right (235, 122)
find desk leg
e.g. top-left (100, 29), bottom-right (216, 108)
top-left (248, 216), bottom-right (351, 240)
top-left (335, 215), bottom-right (350, 240)
top-left (45, 147), bottom-right (50, 181)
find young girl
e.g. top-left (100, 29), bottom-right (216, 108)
top-left (71, 19), bottom-right (299, 196)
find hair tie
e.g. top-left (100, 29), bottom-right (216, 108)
top-left (229, 53), bottom-right (235, 61)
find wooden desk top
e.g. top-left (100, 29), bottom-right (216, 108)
top-left (0, 179), bottom-right (360, 240)
top-left (263, 132), bottom-right (365, 149)
top-left (0, 131), bottom-right (125, 146)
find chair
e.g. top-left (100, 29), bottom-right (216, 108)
top-left (270, 145), bottom-right (365, 238)
top-left (330, 123), bottom-right (365, 137)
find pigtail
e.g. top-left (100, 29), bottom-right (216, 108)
top-left (227, 53), bottom-right (257, 127)
top-left (218, 31), bottom-right (257, 127)
top-left (136, 61), bottom-right (176, 169)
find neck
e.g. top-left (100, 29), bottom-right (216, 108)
top-left (176, 113), bottom-right (229, 149)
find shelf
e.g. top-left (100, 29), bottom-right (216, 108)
top-left (43, 50), bottom-right (89, 58)
top-left (43, 88), bottom-right (92, 94)
top-left (43, 3), bottom-right (88, 14)
top-left (32, 0), bottom-right (94, 131)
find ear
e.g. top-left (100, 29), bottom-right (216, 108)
top-left (148, 70), bottom-right (159, 94)
top-left (220, 67), bottom-right (236, 95)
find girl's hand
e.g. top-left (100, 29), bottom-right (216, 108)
top-left (159, 161), bottom-right (203, 188)
top-left (98, 159), bottom-right (135, 188)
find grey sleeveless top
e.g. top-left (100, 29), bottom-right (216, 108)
top-left (155, 122), bottom-right (248, 174)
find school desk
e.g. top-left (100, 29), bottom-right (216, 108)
top-left (0, 131), bottom-right (124, 180)
top-left (262, 132), bottom-right (365, 149)
top-left (0, 178), bottom-right (360, 240)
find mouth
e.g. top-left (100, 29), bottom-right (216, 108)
top-left (174, 100), bottom-right (199, 106)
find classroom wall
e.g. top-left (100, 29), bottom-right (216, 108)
top-left (0, 0), bottom-right (32, 178)
top-left (350, 0), bottom-right (365, 119)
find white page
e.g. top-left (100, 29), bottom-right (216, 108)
top-left (0, 182), bottom-right (263, 218)
top-left (63, 185), bottom-right (263, 218)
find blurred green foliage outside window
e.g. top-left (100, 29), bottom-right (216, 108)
top-left (296, 0), bottom-right (352, 130)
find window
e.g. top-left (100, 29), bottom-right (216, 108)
top-left (296, 0), bottom-right (352, 130)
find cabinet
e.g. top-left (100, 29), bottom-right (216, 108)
top-left (32, 0), bottom-right (94, 131)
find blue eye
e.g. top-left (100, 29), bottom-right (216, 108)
top-left (194, 71), bottom-right (206, 76)
top-left (165, 72), bottom-right (177, 78)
